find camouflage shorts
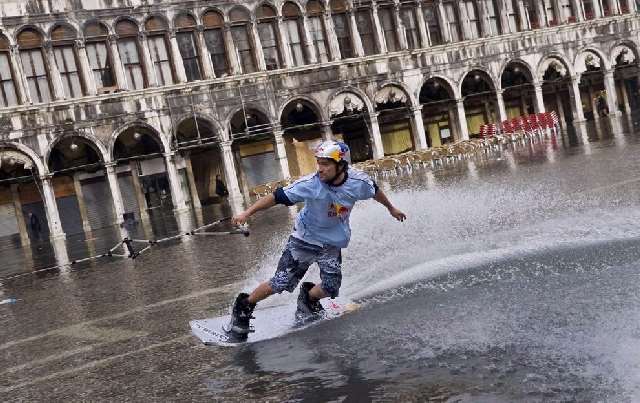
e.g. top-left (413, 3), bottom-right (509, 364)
top-left (269, 236), bottom-right (343, 298)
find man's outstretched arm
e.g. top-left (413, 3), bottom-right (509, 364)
top-left (232, 194), bottom-right (276, 225)
top-left (373, 188), bottom-right (407, 222)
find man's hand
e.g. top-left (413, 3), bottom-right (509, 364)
top-left (232, 211), bottom-right (251, 226)
top-left (388, 207), bottom-right (406, 222)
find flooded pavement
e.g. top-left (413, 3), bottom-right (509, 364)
top-left (3, 116), bottom-right (640, 401)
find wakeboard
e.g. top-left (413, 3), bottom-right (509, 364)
top-left (190, 298), bottom-right (360, 346)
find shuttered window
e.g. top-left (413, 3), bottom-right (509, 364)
top-left (203, 11), bottom-right (229, 77)
top-left (283, 18), bottom-right (306, 66)
top-left (148, 35), bottom-right (173, 85)
top-left (379, 7), bottom-right (399, 52)
top-left (53, 46), bottom-right (83, 97)
top-left (0, 44), bottom-right (18, 107)
top-left (21, 49), bottom-right (51, 103)
top-left (86, 42), bottom-right (114, 89)
top-left (231, 26), bottom-right (256, 74)
top-left (176, 32), bottom-right (201, 81)
top-left (356, 9), bottom-right (376, 55)
top-left (117, 38), bottom-right (145, 89)
top-left (423, 2), bottom-right (443, 45)
top-left (307, 3), bottom-right (329, 63)
top-left (401, 6), bottom-right (420, 49)
top-left (443, 2), bottom-right (461, 42)
top-left (258, 20), bottom-right (281, 70)
top-left (486, 0), bottom-right (502, 35)
top-left (462, 0), bottom-right (480, 38)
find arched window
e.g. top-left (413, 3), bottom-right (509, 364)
top-left (331, 0), bottom-right (355, 58)
top-left (601, 0), bottom-right (615, 15)
top-left (51, 25), bottom-right (83, 98)
top-left (282, 2), bottom-right (307, 66)
top-left (543, 0), bottom-right (558, 25)
top-left (522, 0), bottom-right (540, 28)
top-left (0, 34), bottom-right (19, 107)
top-left (202, 10), bottom-right (229, 77)
top-left (229, 7), bottom-right (257, 74)
top-left (257, 4), bottom-right (283, 70)
top-left (486, 0), bottom-right (502, 35)
top-left (145, 16), bottom-right (174, 86)
top-left (18, 28), bottom-right (52, 103)
top-left (461, 0), bottom-right (480, 38)
top-left (505, 0), bottom-right (522, 31)
top-left (442, 1), bottom-right (462, 42)
top-left (115, 20), bottom-right (145, 89)
top-left (400, 3), bottom-right (421, 49)
top-left (619, 0), bottom-right (630, 13)
top-left (175, 14), bottom-right (202, 81)
top-left (306, 1), bottom-right (329, 63)
top-left (422, 1), bottom-right (443, 45)
top-left (378, 3), bottom-right (399, 52)
top-left (559, 0), bottom-right (575, 22)
top-left (84, 22), bottom-right (115, 91)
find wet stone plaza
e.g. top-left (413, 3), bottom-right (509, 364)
top-left (4, 116), bottom-right (640, 401)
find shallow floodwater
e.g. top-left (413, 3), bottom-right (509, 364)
top-left (2, 115), bottom-right (640, 401)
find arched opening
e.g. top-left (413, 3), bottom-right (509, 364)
top-left (330, 92), bottom-right (373, 162)
top-left (541, 57), bottom-right (573, 127)
top-left (202, 10), bottom-right (230, 77)
top-left (51, 24), bottom-right (84, 98)
top-left (282, 2), bottom-right (308, 66)
top-left (230, 109), bottom-right (280, 194)
top-left (612, 45), bottom-right (639, 115)
top-left (115, 19), bottom-right (146, 90)
top-left (145, 15), bottom-right (175, 86)
top-left (375, 86), bottom-right (414, 155)
top-left (229, 6), bottom-right (257, 74)
top-left (175, 117), bottom-right (224, 206)
top-left (306, 1), bottom-right (330, 63)
top-left (501, 61), bottom-right (535, 118)
top-left (331, 0), bottom-right (356, 58)
top-left (84, 21), bottom-right (116, 93)
top-left (420, 78), bottom-right (457, 146)
top-left (175, 14), bottom-right (202, 82)
top-left (577, 51), bottom-right (608, 121)
top-left (281, 100), bottom-right (324, 177)
top-left (17, 28), bottom-right (52, 103)
top-left (257, 3), bottom-right (283, 70)
top-left (461, 70), bottom-right (498, 137)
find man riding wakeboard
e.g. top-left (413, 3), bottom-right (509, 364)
top-left (229, 140), bottom-right (406, 337)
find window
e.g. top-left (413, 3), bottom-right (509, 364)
top-left (522, 0), bottom-right (540, 28)
top-left (84, 22), bottom-right (115, 90)
top-left (51, 25), bottom-right (83, 98)
top-left (401, 6), bottom-right (420, 49)
top-left (559, 0), bottom-right (575, 22)
top-left (543, 0), bottom-right (558, 25)
top-left (175, 14), bottom-right (202, 81)
top-left (462, 0), bottom-right (480, 38)
top-left (307, 1), bottom-right (329, 63)
top-left (506, 0), bottom-right (522, 31)
top-left (486, 0), bottom-right (502, 35)
top-left (230, 7), bottom-right (257, 74)
top-left (203, 10), bottom-right (229, 77)
top-left (116, 21), bottom-right (145, 90)
top-left (0, 35), bottom-right (18, 107)
top-left (257, 5), bottom-right (282, 70)
top-left (356, 8), bottom-right (377, 55)
top-left (602, 0), bottom-right (615, 15)
top-left (378, 6), bottom-right (399, 52)
top-left (619, 0), bottom-right (630, 13)
top-left (283, 2), bottom-right (307, 67)
top-left (17, 29), bottom-right (52, 103)
top-left (331, 0), bottom-right (355, 58)
top-left (423, 2), bottom-right (443, 45)
top-left (443, 2), bottom-right (462, 42)
top-left (145, 16), bottom-right (174, 86)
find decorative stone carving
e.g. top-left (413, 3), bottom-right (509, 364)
top-left (0, 150), bottom-right (34, 170)
top-left (612, 45), bottom-right (636, 66)
top-left (329, 92), bottom-right (365, 117)
top-left (374, 86), bottom-right (408, 106)
top-left (541, 59), bottom-right (568, 77)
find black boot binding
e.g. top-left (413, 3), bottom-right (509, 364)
top-left (296, 282), bottom-right (325, 323)
top-left (228, 293), bottom-right (256, 340)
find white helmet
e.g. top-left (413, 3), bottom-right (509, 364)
top-left (314, 141), bottom-right (351, 165)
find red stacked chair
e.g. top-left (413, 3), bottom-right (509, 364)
top-left (501, 120), bottom-right (515, 139)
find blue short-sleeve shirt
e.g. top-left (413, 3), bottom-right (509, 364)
top-left (274, 168), bottom-right (377, 248)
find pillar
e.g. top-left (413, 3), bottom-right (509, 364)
top-left (223, 26), bottom-right (241, 75)
top-left (220, 140), bottom-right (244, 211)
top-left (371, 4), bottom-right (388, 53)
top-left (587, 83), bottom-right (599, 120)
top-left (9, 45), bottom-right (30, 104)
top-left (43, 42), bottom-right (66, 100)
top-left (196, 26), bottom-right (215, 79)
top-left (183, 153), bottom-right (201, 209)
top-left (40, 175), bottom-right (65, 240)
top-left (368, 113), bottom-right (385, 159)
top-left (322, 121), bottom-right (333, 140)
top-left (324, 11), bottom-right (342, 61)
top-left (415, 3), bottom-right (430, 48)
top-left (620, 78), bottom-right (632, 114)
top-left (128, 162), bottom-right (149, 220)
top-left (555, 90), bottom-right (568, 128)
top-left (274, 128), bottom-right (291, 179)
top-left (250, 19), bottom-right (267, 71)
top-left (604, 69), bottom-right (621, 116)
top-left (164, 152), bottom-right (187, 212)
top-left (138, 32), bottom-right (158, 87)
top-left (455, 99), bottom-right (470, 140)
top-left (570, 76), bottom-right (586, 122)
top-left (108, 35), bottom-right (128, 90)
top-left (349, 11), bottom-right (365, 57)
top-left (72, 173), bottom-right (92, 233)
top-left (533, 83), bottom-right (546, 114)
top-left (496, 89), bottom-right (508, 123)
top-left (448, 106), bottom-right (460, 141)
top-left (410, 106), bottom-right (429, 150)
top-left (169, 31), bottom-right (188, 83)
top-left (10, 184), bottom-right (29, 246)
top-left (76, 40), bottom-right (97, 95)
top-left (105, 163), bottom-right (126, 224)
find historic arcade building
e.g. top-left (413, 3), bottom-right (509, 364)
top-left (0, 0), bottom-right (638, 245)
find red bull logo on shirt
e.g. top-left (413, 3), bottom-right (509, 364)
top-left (328, 202), bottom-right (350, 219)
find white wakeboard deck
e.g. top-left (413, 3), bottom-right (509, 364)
top-left (190, 298), bottom-right (360, 346)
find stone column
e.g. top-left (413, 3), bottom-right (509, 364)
top-left (220, 140), bottom-right (244, 211)
top-left (322, 121), bottom-right (333, 140)
top-left (603, 69), bottom-right (621, 116)
top-left (196, 26), bottom-right (215, 79)
top-left (10, 184), bottom-right (29, 246)
top-left (72, 173), bottom-right (92, 233)
top-left (496, 89), bottom-right (508, 122)
top-left (587, 84), bottom-right (599, 120)
top-left (224, 26), bottom-right (241, 75)
top-left (371, 4), bottom-right (388, 53)
top-left (183, 153), bottom-right (201, 209)
top-left (415, 3), bottom-right (430, 47)
top-left (169, 31), bottom-right (188, 83)
top-left (570, 76), bottom-right (586, 122)
top-left (105, 162), bottom-right (125, 224)
top-left (455, 99), bottom-right (470, 140)
top-left (620, 79), bottom-right (632, 114)
top-left (368, 113), bottom-right (385, 159)
top-left (43, 41), bottom-right (65, 100)
top-left (277, 17), bottom-right (294, 68)
top-left (324, 11), bottom-right (342, 61)
top-left (138, 32), bottom-right (157, 87)
top-left (410, 106), bottom-right (429, 150)
top-left (164, 152), bottom-right (187, 212)
top-left (128, 162), bottom-right (149, 220)
top-left (448, 106), bottom-right (460, 141)
top-left (40, 175), bottom-right (65, 240)
top-left (9, 45), bottom-right (30, 104)
top-left (273, 128), bottom-right (291, 179)
top-left (108, 35), bottom-right (128, 90)
top-left (349, 11), bottom-right (365, 57)
top-left (250, 19), bottom-right (267, 71)
top-left (533, 83), bottom-right (546, 114)
top-left (555, 90), bottom-right (568, 128)
top-left (75, 39), bottom-right (97, 95)
top-left (395, 4), bottom-right (409, 50)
